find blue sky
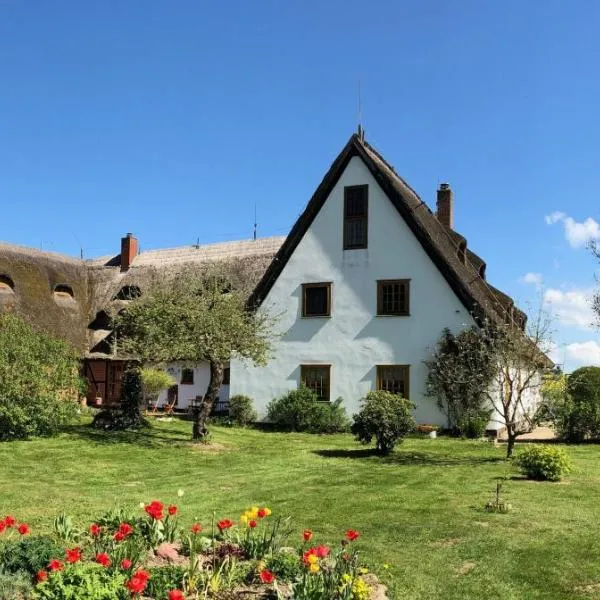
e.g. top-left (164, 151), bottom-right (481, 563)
top-left (1, 1), bottom-right (599, 370)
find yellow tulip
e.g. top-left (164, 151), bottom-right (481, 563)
top-left (240, 514), bottom-right (248, 525)
top-left (309, 563), bottom-right (320, 573)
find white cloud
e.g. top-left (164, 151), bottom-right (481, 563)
top-left (545, 211), bottom-right (566, 225)
top-left (543, 287), bottom-right (595, 330)
top-left (563, 216), bottom-right (600, 248)
top-left (521, 272), bottom-right (543, 286)
top-left (565, 341), bottom-right (600, 367)
top-left (545, 211), bottom-right (600, 248)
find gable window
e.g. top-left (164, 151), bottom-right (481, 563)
top-left (302, 283), bottom-right (331, 317)
top-left (377, 279), bottom-right (410, 316)
top-left (300, 365), bottom-right (331, 402)
top-left (343, 185), bottom-right (368, 249)
top-left (223, 367), bottom-right (230, 385)
top-left (0, 275), bottom-right (14, 294)
top-left (377, 365), bottom-right (410, 398)
top-left (181, 368), bottom-right (194, 385)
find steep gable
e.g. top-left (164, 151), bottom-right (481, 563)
top-left (249, 133), bottom-right (518, 328)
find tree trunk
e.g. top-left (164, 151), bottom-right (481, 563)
top-left (506, 430), bottom-right (516, 459)
top-left (192, 360), bottom-right (224, 440)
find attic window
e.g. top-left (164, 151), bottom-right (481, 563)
top-left (479, 264), bottom-right (486, 280)
top-left (53, 285), bottom-right (75, 300)
top-left (0, 275), bottom-right (14, 294)
top-left (344, 185), bottom-right (368, 249)
top-left (113, 285), bottom-right (142, 301)
top-left (457, 243), bottom-right (466, 264)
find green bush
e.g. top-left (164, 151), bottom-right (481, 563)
top-left (351, 391), bottom-right (415, 455)
top-left (0, 313), bottom-right (82, 440)
top-left (229, 395), bottom-right (257, 426)
top-left (265, 551), bottom-right (301, 581)
top-left (92, 368), bottom-right (146, 431)
top-left (556, 367), bottom-right (600, 442)
top-left (33, 563), bottom-right (127, 600)
top-left (0, 535), bottom-right (64, 577)
top-left (145, 566), bottom-right (186, 599)
top-left (266, 388), bottom-right (349, 433)
top-left (513, 445), bottom-right (572, 481)
top-left (0, 569), bottom-right (34, 600)
top-left (457, 410), bottom-right (490, 439)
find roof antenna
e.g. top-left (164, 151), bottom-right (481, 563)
top-left (253, 203), bottom-right (258, 241)
top-left (357, 79), bottom-right (365, 141)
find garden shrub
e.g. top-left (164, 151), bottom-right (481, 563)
top-left (351, 390), bottom-right (415, 455)
top-left (0, 313), bottom-right (82, 440)
top-left (0, 535), bottom-right (64, 577)
top-left (555, 367), bottom-right (600, 442)
top-left (228, 395), bottom-right (257, 426)
top-left (92, 368), bottom-right (146, 431)
top-left (265, 550), bottom-right (301, 581)
top-left (0, 568), bottom-right (33, 600)
top-left (457, 410), bottom-right (490, 439)
top-left (513, 444), bottom-right (572, 481)
top-left (120, 368), bottom-right (144, 427)
top-left (33, 563), bottom-right (128, 600)
top-left (145, 566), bottom-right (186, 599)
top-left (266, 388), bottom-right (349, 433)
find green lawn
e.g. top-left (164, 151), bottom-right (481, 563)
top-left (1, 420), bottom-right (600, 599)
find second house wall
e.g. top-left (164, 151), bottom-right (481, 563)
top-left (230, 156), bottom-right (476, 424)
top-left (157, 362), bottom-right (230, 410)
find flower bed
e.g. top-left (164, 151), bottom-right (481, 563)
top-left (0, 496), bottom-right (386, 599)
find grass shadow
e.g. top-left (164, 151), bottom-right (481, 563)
top-left (63, 424), bottom-right (192, 448)
top-left (313, 448), bottom-right (505, 466)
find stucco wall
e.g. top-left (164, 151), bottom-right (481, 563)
top-left (157, 362), bottom-right (230, 410)
top-left (488, 370), bottom-right (542, 432)
top-left (230, 155), bottom-right (477, 424)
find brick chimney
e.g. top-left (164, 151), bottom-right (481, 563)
top-left (120, 233), bottom-right (138, 271)
top-left (436, 183), bottom-right (454, 229)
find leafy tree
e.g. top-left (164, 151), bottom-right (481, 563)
top-left (425, 327), bottom-right (496, 436)
top-left (115, 262), bottom-right (275, 439)
top-left (0, 313), bottom-right (82, 439)
top-left (555, 366), bottom-right (600, 442)
top-left (351, 391), bottom-right (415, 455)
top-left (140, 368), bottom-right (176, 404)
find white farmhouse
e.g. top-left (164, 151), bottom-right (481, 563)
top-left (0, 131), bottom-right (535, 430)
top-left (230, 131), bottom-right (529, 428)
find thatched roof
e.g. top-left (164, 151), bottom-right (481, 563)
top-left (0, 237), bottom-right (284, 357)
top-left (0, 243), bottom-right (90, 350)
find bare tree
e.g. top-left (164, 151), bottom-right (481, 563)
top-left (485, 308), bottom-right (554, 458)
top-left (591, 241), bottom-right (600, 328)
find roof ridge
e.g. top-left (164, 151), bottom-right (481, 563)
top-left (358, 137), bottom-right (427, 208)
top-left (0, 242), bottom-right (84, 264)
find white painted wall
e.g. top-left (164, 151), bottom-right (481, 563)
top-left (230, 155), bottom-right (477, 425)
top-left (488, 369), bottom-right (543, 432)
top-left (157, 362), bottom-right (230, 410)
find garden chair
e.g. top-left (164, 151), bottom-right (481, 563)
top-left (145, 399), bottom-right (159, 416)
top-left (163, 397), bottom-right (177, 416)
